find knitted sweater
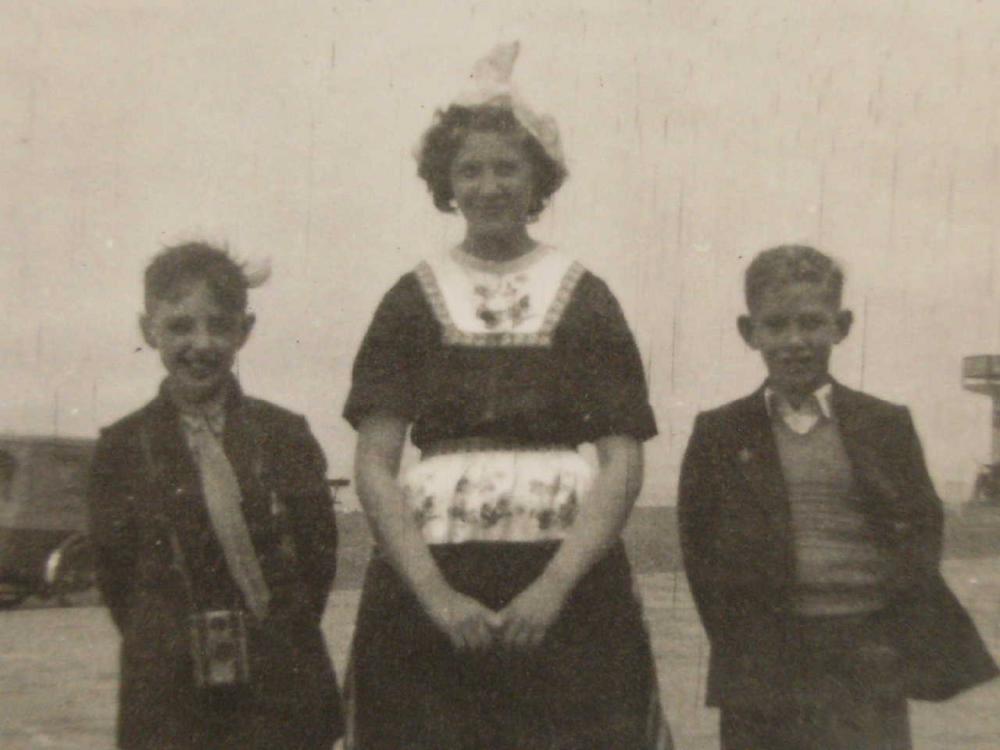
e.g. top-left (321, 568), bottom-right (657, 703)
top-left (773, 416), bottom-right (887, 617)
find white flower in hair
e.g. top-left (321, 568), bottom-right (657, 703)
top-left (242, 257), bottom-right (272, 289)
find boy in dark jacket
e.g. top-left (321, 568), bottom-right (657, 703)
top-left (88, 243), bottom-right (343, 749)
top-left (678, 245), bottom-right (997, 749)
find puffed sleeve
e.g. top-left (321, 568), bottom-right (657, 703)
top-left (343, 273), bottom-right (431, 429)
top-left (565, 273), bottom-right (658, 442)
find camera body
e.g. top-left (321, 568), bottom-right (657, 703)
top-left (189, 610), bottom-right (251, 689)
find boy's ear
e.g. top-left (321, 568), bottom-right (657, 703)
top-left (237, 313), bottom-right (256, 347)
top-left (834, 309), bottom-right (854, 341)
top-left (737, 315), bottom-right (757, 348)
top-left (139, 313), bottom-right (158, 349)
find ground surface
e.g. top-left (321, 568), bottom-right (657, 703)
top-left (1, 555), bottom-right (998, 749)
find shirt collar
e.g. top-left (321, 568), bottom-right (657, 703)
top-left (764, 381), bottom-right (834, 420)
top-left (159, 376), bottom-right (236, 436)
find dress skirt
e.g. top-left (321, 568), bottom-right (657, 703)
top-left (344, 540), bottom-right (672, 750)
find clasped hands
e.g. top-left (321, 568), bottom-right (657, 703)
top-left (421, 576), bottom-right (570, 652)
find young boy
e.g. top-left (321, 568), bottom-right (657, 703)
top-left (87, 243), bottom-right (343, 749)
top-left (678, 245), bottom-right (997, 749)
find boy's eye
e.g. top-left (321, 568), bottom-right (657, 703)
top-left (208, 317), bottom-right (239, 336)
top-left (165, 318), bottom-right (194, 335)
top-left (762, 316), bottom-right (787, 332)
top-left (454, 163), bottom-right (480, 178)
top-left (494, 161), bottom-right (520, 176)
top-left (798, 315), bottom-right (826, 331)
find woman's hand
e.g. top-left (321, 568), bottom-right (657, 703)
top-left (421, 585), bottom-right (503, 652)
top-left (496, 576), bottom-right (571, 650)
top-left (357, 415), bottom-right (501, 650)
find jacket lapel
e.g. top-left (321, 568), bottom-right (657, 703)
top-left (141, 378), bottom-right (263, 522)
top-left (222, 393), bottom-right (266, 505)
top-left (141, 393), bottom-right (200, 496)
top-left (831, 382), bottom-right (902, 513)
top-left (730, 387), bottom-right (791, 526)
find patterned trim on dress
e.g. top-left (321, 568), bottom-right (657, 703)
top-left (401, 449), bottom-right (593, 544)
top-left (415, 259), bottom-right (585, 348)
top-left (421, 438), bottom-right (573, 458)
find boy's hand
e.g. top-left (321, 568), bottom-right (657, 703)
top-left (497, 577), bottom-right (570, 649)
top-left (420, 585), bottom-right (502, 652)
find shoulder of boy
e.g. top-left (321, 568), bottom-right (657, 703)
top-left (98, 399), bottom-right (159, 443)
top-left (242, 396), bottom-right (307, 429)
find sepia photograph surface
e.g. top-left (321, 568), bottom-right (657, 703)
top-left (1, 1), bottom-right (999, 748)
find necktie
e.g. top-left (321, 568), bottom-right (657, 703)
top-left (184, 417), bottom-right (271, 620)
top-left (775, 393), bottom-right (824, 435)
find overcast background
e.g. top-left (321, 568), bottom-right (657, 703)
top-left (2, 0), bottom-right (998, 507)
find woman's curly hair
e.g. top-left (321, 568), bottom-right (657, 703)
top-left (416, 104), bottom-right (567, 218)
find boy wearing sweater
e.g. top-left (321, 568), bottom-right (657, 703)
top-left (678, 245), bottom-right (997, 749)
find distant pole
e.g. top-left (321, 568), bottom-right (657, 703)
top-left (91, 378), bottom-right (98, 430)
top-left (52, 389), bottom-right (60, 436)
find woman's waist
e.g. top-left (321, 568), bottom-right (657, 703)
top-left (419, 436), bottom-right (575, 458)
top-left (401, 444), bottom-right (593, 544)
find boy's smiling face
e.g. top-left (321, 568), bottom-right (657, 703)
top-left (738, 281), bottom-right (852, 403)
top-left (140, 280), bottom-right (254, 406)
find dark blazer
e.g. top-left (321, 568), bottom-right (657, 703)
top-left (678, 380), bottom-right (998, 709)
top-left (87, 380), bottom-right (343, 750)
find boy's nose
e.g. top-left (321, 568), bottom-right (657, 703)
top-left (191, 328), bottom-right (214, 349)
top-left (784, 326), bottom-right (806, 346)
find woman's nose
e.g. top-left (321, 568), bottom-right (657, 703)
top-left (479, 169), bottom-right (502, 194)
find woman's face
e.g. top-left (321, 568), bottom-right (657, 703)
top-left (449, 131), bottom-right (536, 236)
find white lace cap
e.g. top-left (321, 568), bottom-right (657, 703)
top-left (421, 42), bottom-right (565, 169)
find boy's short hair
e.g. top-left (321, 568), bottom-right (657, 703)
top-left (744, 245), bottom-right (845, 311)
top-left (144, 242), bottom-right (249, 313)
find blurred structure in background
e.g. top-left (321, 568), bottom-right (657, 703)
top-left (0, 435), bottom-right (95, 608)
top-left (963, 356), bottom-right (1000, 506)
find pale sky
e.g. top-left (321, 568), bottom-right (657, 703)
top-left (2, 0), bottom-right (999, 506)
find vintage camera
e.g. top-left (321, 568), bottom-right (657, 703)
top-left (188, 610), bottom-right (251, 689)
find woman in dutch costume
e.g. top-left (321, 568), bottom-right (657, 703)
top-left (342, 44), bottom-right (672, 750)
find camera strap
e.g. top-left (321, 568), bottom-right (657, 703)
top-left (168, 528), bottom-right (200, 614)
top-left (139, 404), bottom-right (274, 619)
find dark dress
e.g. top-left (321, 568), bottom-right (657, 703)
top-left (343, 259), bottom-right (670, 749)
top-left (88, 380), bottom-right (344, 750)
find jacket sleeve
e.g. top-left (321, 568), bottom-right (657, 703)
top-left (86, 428), bottom-right (138, 632)
top-left (283, 416), bottom-right (339, 621)
top-left (677, 413), bottom-right (726, 642)
top-left (899, 407), bottom-right (945, 575)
